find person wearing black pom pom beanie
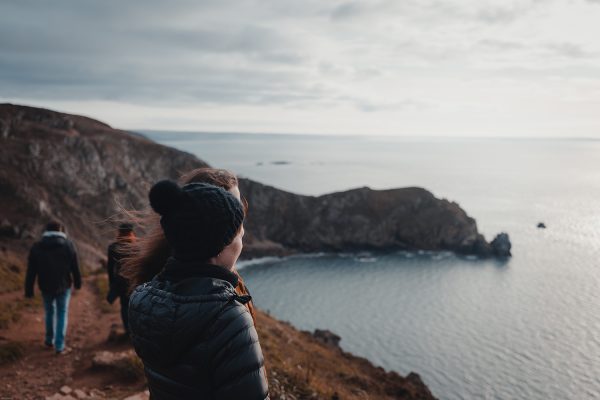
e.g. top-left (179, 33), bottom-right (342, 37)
top-left (128, 180), bottom-right (269, 400)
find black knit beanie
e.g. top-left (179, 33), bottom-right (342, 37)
top-left (148, 180), bottom-right (245, 261)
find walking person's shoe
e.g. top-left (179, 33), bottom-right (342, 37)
top-left (44, 341), bottom-right (53, 349)
top-left (55, 346), bottom-right (72, 355)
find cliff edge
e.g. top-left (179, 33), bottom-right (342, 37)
top-left (0, 103), bottom-right (509, 267)
top-left (0, 104), bottom-right (443, 399)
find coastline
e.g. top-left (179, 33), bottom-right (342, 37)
top-left (0, 103), bottom-right (440, 399)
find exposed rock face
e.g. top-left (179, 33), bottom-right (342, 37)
top-left (0, 104), bottom-right (443, 399)
top-left (0, 104), bottom-right (206, 263)
top-left (0, 103), bottom-right (508, 266)
top-left (312, 329), bottom-right (342, 348)
top-left (239, 179), bottom-right (500, 257)
top-left (490, 232), bottom-right (512, 258)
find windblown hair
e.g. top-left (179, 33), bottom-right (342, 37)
top-left (120, 168), bottom-right (242, 291)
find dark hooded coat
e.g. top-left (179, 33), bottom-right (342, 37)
top-left (25, 232), bottom-right (81, 297)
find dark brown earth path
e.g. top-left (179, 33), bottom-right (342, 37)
top-left (0, 276), bottom-right (146, 400)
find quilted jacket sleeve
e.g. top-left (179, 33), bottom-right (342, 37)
top-left (24, 244), bottom-right (39, 298)
top-left (210, 303), bottom-right (269, 400)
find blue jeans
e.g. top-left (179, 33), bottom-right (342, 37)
top-left (42, 289), bottom-right (71, 352)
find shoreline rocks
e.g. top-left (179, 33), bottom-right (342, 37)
top-left (312, 329), bottom-right (342, 348)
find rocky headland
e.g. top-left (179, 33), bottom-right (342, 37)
top-left (0, 103), bottom-right (510, 268)
top-left (0, 103), bottom-right (510, 399)
top-left (239, 179), bottom-right (510, 258)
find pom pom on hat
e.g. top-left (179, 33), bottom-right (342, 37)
top-left (149, 180), bottom-right (184, 216)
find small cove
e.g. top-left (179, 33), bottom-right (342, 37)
top-left (146, 132), bottom-right (600, 399)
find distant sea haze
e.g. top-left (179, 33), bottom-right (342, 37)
top-left (145, 131), bottom-right (600, 400)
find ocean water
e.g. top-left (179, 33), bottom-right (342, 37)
top-left (145, 131), bottom-right (600, 400)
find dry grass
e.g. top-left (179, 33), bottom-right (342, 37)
top-left (0, 257), bottom-right (25, 294)
top-left (0, 250), bottom-right (39, 329)
top-left (0, 301), bottom-right (22, 329)
top-left (256, 310), bottom-right (435, 400)
top-left (119, 354), bottom-right (145, 380)
top-left (0, 296), bottom-right (40, 330)
top-left (93, 275), bottom-right (115, 314)
top-left (0, 340), bottom-right (25, 365)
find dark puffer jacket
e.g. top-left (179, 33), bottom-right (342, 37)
top-left (25, 231), bottom-right (81, 297)
top-left (129, 259), bottom-right (269, 400)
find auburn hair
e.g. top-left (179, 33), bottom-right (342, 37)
top-left (120, 168), bottom-right (244, 291)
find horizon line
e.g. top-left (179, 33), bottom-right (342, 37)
top-left (136, 128), bottom-right (600, 141)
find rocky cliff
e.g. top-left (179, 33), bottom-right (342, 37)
top-left (0, 104), bottom-right (442, 399)
top-left (239, 179), bottom-right (506, 257)
top-left (0, 103), bottom-right (508, 267)
top-left (0, 104), bottom-right (206, 264)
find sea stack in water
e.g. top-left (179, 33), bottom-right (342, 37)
top-left (490, 233), bottom-right (512, 258)
top-left (457, 232), bottom-right (512, 258)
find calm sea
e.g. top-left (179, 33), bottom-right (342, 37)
top-left (144, 131), bottom-right (600, 400)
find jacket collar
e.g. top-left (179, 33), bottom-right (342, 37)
top-left (42, 231), bottom-right (67, 239)
top-left (159, 257), bottom-right (239, 287)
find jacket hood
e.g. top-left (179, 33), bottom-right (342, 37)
top-left (42, 230), bottom-right (67, 239)
top-left (129, 260), bottom-right (246, 368)
top-left (39, 232), bottom-right (69, 248)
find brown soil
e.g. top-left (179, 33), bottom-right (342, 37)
top-left (0, 276), bottom-right (146, 400)
top-left (0, 276), bottom-right (437, 400)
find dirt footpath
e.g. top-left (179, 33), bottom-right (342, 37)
top-left (0, 276), bottom-right (146, 400)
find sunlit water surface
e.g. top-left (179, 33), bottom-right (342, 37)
top-left (146, 132), bottom-right (600, 400)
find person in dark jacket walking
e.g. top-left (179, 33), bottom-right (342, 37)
top-left (25, 221), bottom-right (81, 354)
top-left (128, 180), bottom-right (269, 400)
top-left (106, 223), bottom-right (136, 335)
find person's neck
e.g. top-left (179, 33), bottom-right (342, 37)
top-left (207, 257), bottom-right (234, 271)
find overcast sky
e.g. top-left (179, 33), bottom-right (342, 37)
top-left (1, 0), bottom-right (600, 136)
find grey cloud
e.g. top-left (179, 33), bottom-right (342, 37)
top-left (136, 25), bottom-right (291, 55)
top-left (336, 95), bottom-right (428, 113)
top-left (545, 43), bottom-right (594, 59)
top-left (330, 2), bottom-right (367, 20)
top-left (0, 1), bottom-right (317, 107)
top-left (477, 40), bottom-right (524, 51)
top-left (475, 7), bottom-right (521, 24)
top-left (475, 39), bottom-right (597, 61)
top-left (1, 0), bottom-right (598, 120)
top-left (130, 25), bottom-right (307, 65)
top-left (0, 54), bottom-right (321, 106)
top-left (488, 65), bottom-right (600, 80)
top-left (328, 0), bottom-right (537, 25)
